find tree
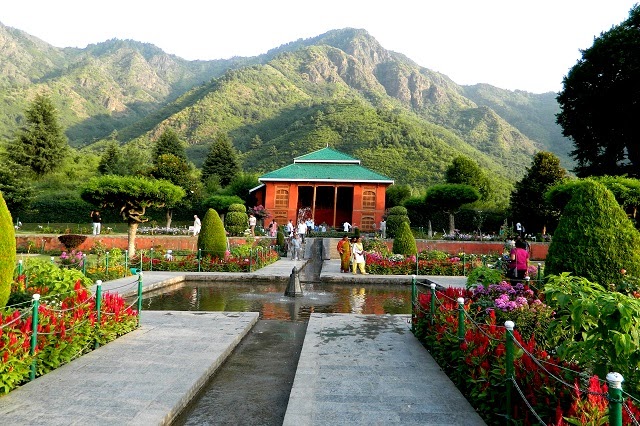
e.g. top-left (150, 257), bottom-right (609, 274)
top-left (0, 190), bottom-right (16, 308)
top-left (225, 203), bottom-right (248, 236)
top-left (510, 151), bottom-right (567, 235)
top-left (98, 142), bottom-right (123, 175)
top-left (445, 156), bottom-right (491, 201)
top-left (8, 94), bottom-right (68, 177)
top-left (201, 133), bottom-right (240, 187)
top-left (80, 175), bottom-right (185, 257)
top-left (424, 184), bottom-right (480, 234)
top-left (385, 206), bottom-right (410, 239)
top-left (545, 180), bottom-right (640, 288)
top-left (148, 153), bottom-right (201, 228)
top-left (385, 184), bottom-right (412, 207)
top-left (0, 160), bottom-right (34, 214)
top-left (556, 5), bottom-right (640, 177)
top-left (197, 208), bottom-right (228, 258)
top-left (221, 172), bottom-right (260, 205)
top-left (392, 221), bottom-right (417, 255)
top-left (153, 128), bottom-right (186, 164)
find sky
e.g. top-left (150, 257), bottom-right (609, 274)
top-left (1, 1), bottom-right (638, 94)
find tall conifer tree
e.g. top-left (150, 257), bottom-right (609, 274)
top-left (9, 94), bottom-right (68, 177)
top-left (201, 133), bottom-right (240, 187)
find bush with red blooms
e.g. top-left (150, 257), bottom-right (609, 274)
top-left (1, 280), bottom-right (138, 394)
top-left (412, 286), bottom-right (640, 424)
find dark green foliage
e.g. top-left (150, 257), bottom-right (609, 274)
top-left (545, 180), bottom-right (640, 288)
top-left (197, 208), bottom-right (227, 258)
top-left (403, 196), bottom-right (428, 228)
top-left (392, 221), bottom-right (417, 255)
top-left (8, 94), bottom-right (68, 177)
top-left (354, 227), bottom-right (361, 238)
top-left (556, 5), bottom-right (640, 177)
top-left (386, 206), bottom-right (410, 239)
top-left (220, 172), bottom-right (260, 205)
top-left (425, 184), bottom-right (480, 233)
top-left (202, 195), bottom-right (244, 215)
top-left (445, 156), bottom-right (491, 201)
top-left (510, 151), bottom-right (567, 234)
top-left (276, 229), bottom-right (286, 253)
top-left (58, 234), bottom-right (88, 250)
top-left (385, 184), bottom-right (412, 207)
top-left (201, 133), bottom-right (240, 187)
top-left (16, 190), bottom-right (97, 223)
top-left (98, 142), bottom-right (123, 175)
top-left (0, 191), bottom-right (15, 308)
top-left (153, 128), bottom-right (186, 164)
top-left (0, 160), bottom-right (34, 214)
top-left (224, 203), bottom-right (248, 236)
top-left (81, 175), bottom-right (186, 255)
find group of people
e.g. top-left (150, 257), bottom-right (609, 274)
top-left (336, 235), bottom-right (367, 275)
top-left (342, 219), bottom-right (386, 239)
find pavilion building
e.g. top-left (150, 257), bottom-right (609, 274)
top-left (251, 147), bottom-right (394, 231)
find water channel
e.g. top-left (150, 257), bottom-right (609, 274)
top-left (141, 241), bottom-right (412, 425)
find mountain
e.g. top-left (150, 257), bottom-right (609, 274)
top-left (0, 24), bottom-right (572, 204)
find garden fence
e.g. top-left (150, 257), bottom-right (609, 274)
top-left (410, 276), bottom-right (639, 425)
top-left (1, 274), bottom-right (143, 389)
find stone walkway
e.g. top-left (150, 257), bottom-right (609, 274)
top-left (1, 255), bottom-right (483, 425)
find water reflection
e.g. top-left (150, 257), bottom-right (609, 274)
top-left (141, 282), bottom-right (411, 321)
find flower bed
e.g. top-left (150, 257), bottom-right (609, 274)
top-left (412, 281), bottom-right (640, 424)
top-left (1, 281), bottom-right (137, 394)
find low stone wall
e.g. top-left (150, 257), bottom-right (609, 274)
top-left (15, 234), bottom-right (277, 254)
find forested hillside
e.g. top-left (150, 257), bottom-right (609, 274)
top-left (0, 23), bottom-right (570, 206)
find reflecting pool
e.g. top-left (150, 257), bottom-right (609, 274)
top-left (141, 282), bottom-right (412, 321)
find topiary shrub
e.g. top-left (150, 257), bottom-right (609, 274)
top-left (58, 234), bottom-right (88, 250)
top-left (276, 229), bottom-right (286, 254)
top-left (392, 221), bottom-right (417, 255)
top-left (197, 208), bottom-right (228, 258)
top-left (224, 203), bottom-right (248, 236)
top-left (386, 206), bottom-right (410, 239)
top-left (545, 180), bottom-right (640, 289)
top-left (0, 190), bottom-right (15, 308)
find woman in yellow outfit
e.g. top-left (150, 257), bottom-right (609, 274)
top-left (351, 236), bottom-right (367, 274)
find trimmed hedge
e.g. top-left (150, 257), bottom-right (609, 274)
top-left (386, 206), bottom-right (410, 239)
top-left (0, 191), bottom-right (15, 308)
top-left (545, 180), bottom-right (640, 288)
top-left (197, 208), bottom-right (228, 258)
top-left (224, 203), bottom-right (248, 236)
top-left (392, 221), bottom-right (417, 255)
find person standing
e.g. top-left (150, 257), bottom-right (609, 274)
top-left (297, 220), bottom-right (307, 242)
top-left (269, 219), bottom-right (278, 238)
top-left (343, 221), bottom-right (352, 232)
top-left (509, 239), bottom-right (529, 282)
top-left (249, 214), bottom-right (257, 236)
top-left (286, 219), bottom-right (294, 236)
top-left (379, 219), bottom-right (386, 239)
top-left (91, 210), bottom-right (102, 235)
top-left (337, 234), bottom-right (352, 273)
top-left (193, 215), bottom-right (201, 236)
top-left (351, 236), bottom-right (367, 275)
top-left (290, 233), bottom-right (302, 261)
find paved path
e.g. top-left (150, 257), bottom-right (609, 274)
top-left (2, 255), bottom-right (483, 425)
top-left (0, 311), bottom-right (258, 425)
top-left (284, 314), bottom-right (485, 425)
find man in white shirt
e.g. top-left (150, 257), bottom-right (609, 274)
top-left (343, 221), bottom-right (351, 232)
top-left (297, 220), bottom-right (307, 242)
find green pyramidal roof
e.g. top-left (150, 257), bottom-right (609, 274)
top-left (259, 148), bottom-right (393, 184)
top-left (294, 147), bottom-right (360, 163)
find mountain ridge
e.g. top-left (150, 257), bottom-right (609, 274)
top-left (0, 23), bottom-right (571, 204)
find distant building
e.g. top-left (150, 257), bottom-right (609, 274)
top-left (251, 147), bottom-right (393, 231)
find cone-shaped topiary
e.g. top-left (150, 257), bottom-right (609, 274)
top-left (276, 229), bottom-right (286, 254)
top-left (392, 221), bottom-right (417, 255)
top-left (0, 191), bottom-right (16, 308)
top-left (545, 180), bottom-right (640, 289)
top-left (197, 208), bottom-right (228, 258)
top-left (386, 206), bottom-right (410, 239)
top-left (224, 203), bottom-right (248, 236)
